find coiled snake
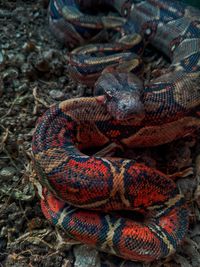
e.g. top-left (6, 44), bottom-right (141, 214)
top-left (32, 0), bottom-right (200, 262)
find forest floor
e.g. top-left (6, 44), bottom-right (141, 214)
top-left (0, 1), bottom-right (200, 267)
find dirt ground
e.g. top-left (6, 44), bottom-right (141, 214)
top-left (0, 1), bottom-right (200, 267)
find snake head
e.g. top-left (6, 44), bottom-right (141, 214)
top-left (95, 71), bottom-right (145, 122)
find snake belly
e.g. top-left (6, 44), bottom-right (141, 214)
top-left (32, 0), bottom-right (200, 263)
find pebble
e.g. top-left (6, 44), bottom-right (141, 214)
top-left (21, 62), bottom-right (37, 80)
top-left (35, 57), bottom-right (50, 72)
top-left (0, 226), bottom-right (7, 237)
top-left (15, 82), bottom-right (29, 93)
top-left (73, 245), bottom-right (101, 267)
top-left (13, 53), bottom-right (25, 67)
top-left (0, 166), bottom-right (16, 180)
top-left (0, 50), bottom-right (4, 64)
top-left (2, 67), bottom-right (18, 81)
top-left (22, 41), bottom-right (36, 53)
top-left (49, 89), bottom-right (65, 100)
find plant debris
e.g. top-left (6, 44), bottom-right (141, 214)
top-left (0, 1), bottom-right (200, 267)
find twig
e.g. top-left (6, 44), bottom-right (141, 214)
top-left (0, 92), bottom-right (23, 119)
top-left (32, 86), bottom-right (49, 114)
top-left (0, 127), bottom-right (9, 152)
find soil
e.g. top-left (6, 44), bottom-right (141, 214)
top-left (0, 1), bottom-right (200, 267)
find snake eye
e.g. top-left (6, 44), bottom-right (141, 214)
top-left (171, 44), bottom-right (176, 52)
top-left (142, 21), bottom-right (157, 39)
top-left (122, 1), bottom-right (132, 17)
top-left (122, 103), bottom-right (128, 110)
top-left (105, 90), bottom-right (113, 100)
top-left (145, 28), bottom-right (152, 36)
top-left (123, 8), bottom-right (128, 16)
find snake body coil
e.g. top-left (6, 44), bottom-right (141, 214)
top-left (32, 0), bottom-right (200, 262)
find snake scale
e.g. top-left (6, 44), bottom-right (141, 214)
top-left (32, 0), bottom-right (200, 262)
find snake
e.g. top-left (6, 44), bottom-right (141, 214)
top-left (32, 0), bottom-right (200, 262)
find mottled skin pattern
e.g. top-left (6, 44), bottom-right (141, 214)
top-left (32, 0), bottom-right (200, 262)
top-left (32, 98), bottom-right (189, 262)
top-left (49, 0), bottom-right (200, 121)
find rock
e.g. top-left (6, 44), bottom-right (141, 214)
top-left (49, 89), bottom-right (65, 100)
top-left (0, 166), bottom-right (16, 180)
top-left (21, 62), bottom-right (37, 80)
top-left (2, 67), bottom-right (18, 81)
top-left (0, 50), bottom-right (4, 64)
top-left (73, 245), bottom-right (101, 267)
top-left (35, 57), bottom-right (50, 72)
